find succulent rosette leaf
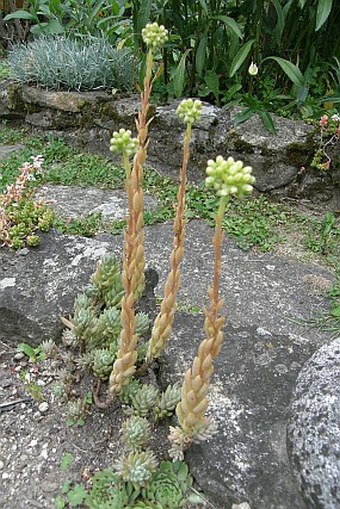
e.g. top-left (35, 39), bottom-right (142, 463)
top-left (136, 312), bottom-right (150, 337)
top-left (154, 383), bottom-right (181, 421)
top-left (90, 255), bottom-right (124, 307)
top-left (142, 461), bottom-right (192, 508)
top-left (205, 155), bottom-right (255, 198)
top-left (121, 379), bottom-right (142, 405)
top-left (114, 451), bottom-right (158, 488)
top-left (122, 415), bottom-right (150, 451)
top-left (92, 348), bottom-right (116, 380)
top-left (130, 384), bottom-right (159, 417)
top-left (86, 468), bottom-right (139, 509)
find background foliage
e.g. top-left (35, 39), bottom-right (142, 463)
top-left (0, 1), bottom-right (339, 115)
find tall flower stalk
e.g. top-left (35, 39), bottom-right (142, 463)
top-left (130, 21), bottom-right (169, 300)
top-left (169, 156), bottom-right (255, 459)
top-left (147, 99), bottom-right (202, 362)
top-left (109, 23), bottom-right (168, 396)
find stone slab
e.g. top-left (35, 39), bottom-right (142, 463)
top-left (35, 185), bottom-right (160, 221)
top-left (0, 231), bottom-right (121, 345)
top-left (160, 315), bottom-right (317, 509)
top-left (143, 220), bottom-right (334, 339)
top-left (22, 86), bottom-right (112, 113)
top-left (0, 144), bottom-right (25, 161)
top-left (1, 218), bottom-right (333, 349)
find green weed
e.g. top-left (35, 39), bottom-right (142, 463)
top-left (55, 213), bottom-right (105, 237)
top-left (305, 212), bottom-right (340, 256)
top-left (19, 369), bottom-right (43, 401)
top-left (0, 124), bottom-right (338, 261)
top-left (17, 342), bottom-right (45, 363)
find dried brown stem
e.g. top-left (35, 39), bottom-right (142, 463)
top-left (92, 381), bottom-right (113, 409)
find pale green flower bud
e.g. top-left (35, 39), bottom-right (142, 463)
top-left (176, 98), bottom-right (202, 125)
top-left (110, 128), bottom-right (138, 157)
top-left (248, 61), bottom-right (258, 76)
top-left (205, 155), bottom-right (255, 197)
top-left (142, 22), bottom-right (168, 50)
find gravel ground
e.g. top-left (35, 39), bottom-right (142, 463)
top-left (0, 340), bottom-right (199, 509)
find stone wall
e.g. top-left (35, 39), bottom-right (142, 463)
top-left (1, 80), bottom-right (339, 208)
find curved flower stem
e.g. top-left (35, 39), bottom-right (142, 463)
top-left (147, 123), bottom-right (192, 362)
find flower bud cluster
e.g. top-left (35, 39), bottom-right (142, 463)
top-left (110, 129), bottom-right (138, 157)
top-left (142, 22), bottom-right (168, 50)
top-left (176, 98), bottom-right (202, 125)
top-left (205, 155), bottom-right (255, 197)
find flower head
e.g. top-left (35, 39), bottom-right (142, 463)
top-left (142, 22), bottom-right (168, 50)
top-left (176, 98), bottom-right (202, 125)
top-left (248, 61), bottom-right (258, 76)
top-left (320, 115), bottom-right (328, 127)
top-left (205, 155), bottom-right (255, 197)
top-left (110, 128), bottom-right (138, 157)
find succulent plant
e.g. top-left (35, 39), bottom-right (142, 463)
top-left (136, 312), bottom-right (150, 337)
top-left (40, 339), bottom-right (57, 358)
top-left (168, 419), bottom-right (218, 461)
top-left (121, 379), bottom-right (142, 406)
top-left (103, 307), bottom-right (122, 337)
top-left (86, 468), bottom-right (139, 509)
top-left (142, 461), bottom-right (192, 508)
top-left (114, 451), bottom-right (158, 488)
top-left (153, 383), bottom-right (181, 421)
top-left (75, 351), bottom-right (95, 370)
top-left (61, 328), bottom-right (77, 348)
top-left (125, 503), bottom-right (163, 509)
top-left (0, 155), bottom-right (55, 249)
top-left (67, 397), bottom-right (87, 425)
top-left (130, 384), bottom-right (159, 417)
top-left (122, 416), bottom-right (150, 451)
top-left (104, 285), bottom-right (125, 308)
top-left (91, 255), bottom-right (124, 308)
top-left (136, 342), bottom-right (148, 365)
top-left (92, 348), bottom-right (117, 380)
top-left (64, 293), bottom-right (96, 342)
top-left (84, 307), bottom-right (121, 350)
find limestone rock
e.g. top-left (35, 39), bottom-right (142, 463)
top-left (2, 82), bottom-right (330, 200)
top-left (22, 86), bottom-right (112, 113)
top-left (144, 220), bottom-right (334, 337)
top-left (35, 185), bottom-right (159, 221)
top-left (288, 337), bottom-right (340, 508)
top-left (0, 231), bottom-right (122, 346)
top-left (0, 144), bottom-right (25, 160)
top-left (160, 313), bottom-right (335, 509)
top-left (0, 80), bottom-right (25, 119)
top-left (25, 109), bottom-right (83, 129)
